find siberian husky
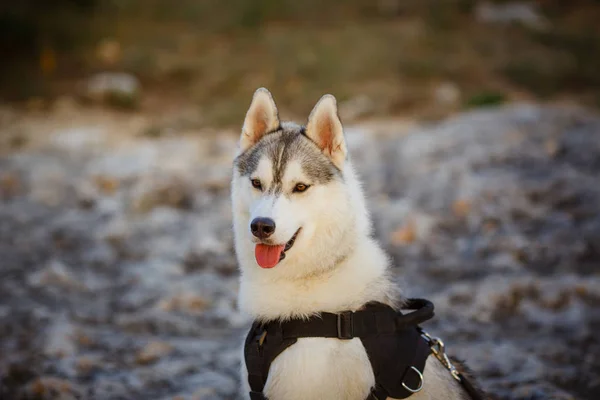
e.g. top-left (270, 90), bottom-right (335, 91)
top-left (231, 88), bottom-right (474, 400)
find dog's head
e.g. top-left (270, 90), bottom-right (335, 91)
top-left (232, 88), bottom-right (369, 279)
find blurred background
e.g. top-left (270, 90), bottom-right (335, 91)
top-left (1, 1), bottom-right (599, 399)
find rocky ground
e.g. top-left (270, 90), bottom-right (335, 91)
top-left (0, 103), bottom-right (599, 400)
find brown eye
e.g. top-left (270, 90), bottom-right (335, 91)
top-left (293, 183), bottom-right (310, 193)
top-left (251, 179), bottom-right (262, 190)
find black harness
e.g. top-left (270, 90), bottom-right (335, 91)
top-left (244, 299), bottom-right (483, 400)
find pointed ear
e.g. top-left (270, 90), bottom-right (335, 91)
top-left (240, 88), bottom-right (280, 152)
top-left (306, 94), bottom-right (347, 169)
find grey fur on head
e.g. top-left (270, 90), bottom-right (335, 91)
top-left (235, 122), bottom-right (341, 195)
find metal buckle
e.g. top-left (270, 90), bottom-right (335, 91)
top-left (257, 330), bottom-right (267, 347)
top-left (401, 366), bottom-right (424, 393)
top-left (420, 329), bottom-right (462, 383)
top-left (336, 311), bottom-right (354, 339)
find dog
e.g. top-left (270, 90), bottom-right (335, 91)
top-left (232, 88), bottom-right (478, 400)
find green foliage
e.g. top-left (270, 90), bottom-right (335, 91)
top-left (465, 91), bottom-right (507, 108)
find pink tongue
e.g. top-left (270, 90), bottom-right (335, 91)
top-left (255, 244), bottom-right (285, 269)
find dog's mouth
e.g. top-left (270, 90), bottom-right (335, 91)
top-left (254, 228), bottom-right (301, 269)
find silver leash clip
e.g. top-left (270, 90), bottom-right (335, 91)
top-left (421, 329), bottom-right (462, 383)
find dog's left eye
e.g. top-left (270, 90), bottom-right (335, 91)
top-left (293, 183), bottom-right (310, 193)
top-left (251, 179), bottom-right (263, 190)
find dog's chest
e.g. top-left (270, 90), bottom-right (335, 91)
top-left (263, 337), bottom-right (375, 400)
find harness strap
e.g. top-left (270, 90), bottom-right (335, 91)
top-left (360, 319), bottom-right (431, 399)
top-left (244, 299), bottom-right (436, 399)
top-left (248, 392), bottom-right (267, 400)
top-left (244, 320), bottom-right (298, 398)
top-left (278, 299), bottom-right (434, 340)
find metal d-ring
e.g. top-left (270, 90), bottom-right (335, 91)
top-left (401, 366), bottom-right (424, 393)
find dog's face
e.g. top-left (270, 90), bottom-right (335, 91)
top-left (232, 88), bottom-right (358, 278)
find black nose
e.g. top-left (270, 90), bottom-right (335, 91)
top-left (251, 217), bottom-right (276, 239)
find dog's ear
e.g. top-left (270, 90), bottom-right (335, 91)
top-left (240, 88), bottom-right (280, 152)
top-left (306, 94), bottom-right (347, 169)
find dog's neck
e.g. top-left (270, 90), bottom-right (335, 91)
top-left (238, 236), bottom-right (397, 321)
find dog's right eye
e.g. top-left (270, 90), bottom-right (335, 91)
top-left (251, 179), bottom-right (263, 191)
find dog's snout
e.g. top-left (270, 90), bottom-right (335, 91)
top-left (251, 217), bottom-right (276, 239)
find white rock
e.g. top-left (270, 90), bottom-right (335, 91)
top-left (86, 72), bottom-right (141, 107)
top-left (475, 1), bottom-right (548, 30)
top-left (44, 315), bottom-right (77, 358)
top-left (434, 82), bottom-right (461, 106)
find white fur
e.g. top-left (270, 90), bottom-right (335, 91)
top-left (232, 91), bottom-right (467, 400)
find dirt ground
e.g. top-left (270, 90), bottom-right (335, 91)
top-left (1, 100), bottom-right (599, 399)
